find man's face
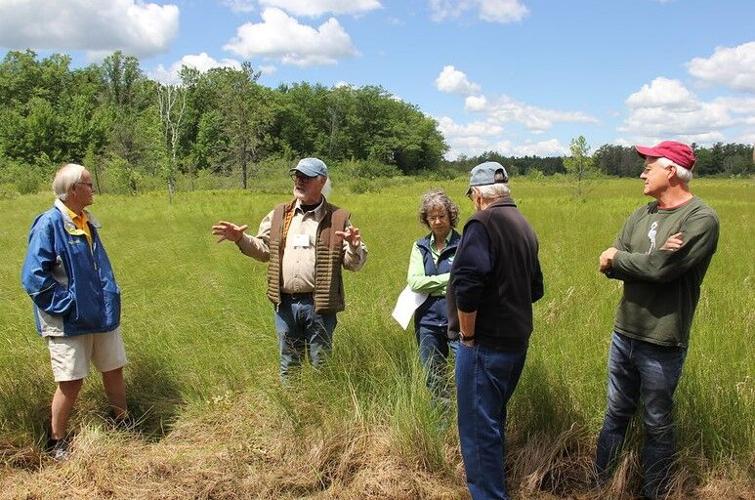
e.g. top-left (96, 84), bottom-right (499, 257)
top-left (639, 157), bottom-right (672, 198)
top-left (468, 189), bottom-right (483, 212)
top-left (70, 170), bottom-right (95, 208)
top-left (292, 172), bottom-right (326, 204)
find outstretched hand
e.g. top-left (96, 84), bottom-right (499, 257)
top-left (335, 226), bottom-right (361, 248)
top-left (660, 232), bottom-right (684, 252)
top-left (212, 221), bottom-right (248, 243)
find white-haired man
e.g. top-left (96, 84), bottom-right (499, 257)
top-left (596, 141), bottom-right (719, 498)
top-left (451, 161), bottom-right (544, 500)
top-left (212, 158), bottom-right (367, 380)
top-left (22, 164), bottom-right (128, 460)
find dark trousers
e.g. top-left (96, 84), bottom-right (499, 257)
top-left (596, 332), bottom-right (687, 498)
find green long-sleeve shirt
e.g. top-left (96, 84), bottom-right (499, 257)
top-left (406, 233), bottom-right (453, 296)
top-left (608, 196), bottom-right (719, 347)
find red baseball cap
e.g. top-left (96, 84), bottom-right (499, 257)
top-left (635, 141), bottom-right (696, 170)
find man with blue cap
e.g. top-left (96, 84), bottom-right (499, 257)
top-left (451, 161), bottom-right (544, 499)
top-left (212, 158), bottom-right (367, 380)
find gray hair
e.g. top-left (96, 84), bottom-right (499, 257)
top-left (657, 156), bottom-right (693, 184)
top-left (52, 163), bottom-right (85, 201)
top-left (473, 182), bottom-right (510, 200)
top-left (419, 189), bottom-right (460, 229)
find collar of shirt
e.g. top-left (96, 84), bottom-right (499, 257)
top-left (294, 197), bottom-right (326, 220)
top-left (58, 200), bottom-right (93, 248)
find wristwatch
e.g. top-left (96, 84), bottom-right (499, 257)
top-left (459, 331), bottom-right (476, 342)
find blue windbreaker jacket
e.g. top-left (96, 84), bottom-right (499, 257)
top-left (21, 200), bottom-right (121, 336)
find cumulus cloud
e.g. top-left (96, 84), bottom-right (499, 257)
top-left (620, 77), bottom-right (748, 145)
top-left (429, 0), bottom-right (528, 24)
top-left (435, 66), bottom-right (481, 95)
top-left (220, 0), bottom-right (255, 13)
top-left (223, 8), bottom-right (357, 66)
top-left (0, 0), bottom-right (179, 57)
top-left (465, 95), bottom-right (488, 111)
top-left (687, 41), bottom-right (755, 93)
top-left (436, 116), bottom-right (566, 160)
top-left (259, 0), bottom-right (381, 17)
top-left (483, 95), bottom-right (598, 132)
top-left (626, 77), bottom-right (697, 111)
top-left (150, 53), bottom-right (242, 84)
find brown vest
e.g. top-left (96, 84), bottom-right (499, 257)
top-left (266, 199), bottom-right (350, 313)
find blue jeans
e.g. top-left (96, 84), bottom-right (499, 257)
top-left (596, 332), bottom-right (687, 498)
top-left (273, 294), bottom-right (337, 380)
top-left (416, 325), bottom-right (458, 403)
top-left (456, 342), bottom-right (527, 500)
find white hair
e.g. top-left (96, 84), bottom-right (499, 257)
top-left (474, 183), bottom-right (510, 200)
top-left (657, 157), bottom-right (693, 184)
top-left (322, 176), bottom-right (332, 197)
top-left (52, 163), bottom-right (85, 201)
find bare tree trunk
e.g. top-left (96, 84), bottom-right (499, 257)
top-left (157, 84), bottom-right (186, 203)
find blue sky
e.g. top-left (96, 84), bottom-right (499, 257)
top-left (1, 0), bottom-right (754, 159)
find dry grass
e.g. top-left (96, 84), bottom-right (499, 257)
top-left (1, 390), bottom-right (752, 499)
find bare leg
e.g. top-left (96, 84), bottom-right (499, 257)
top-left (51, 379), bottom-right (83, 440)
top-left (101, 367), bottom-right (128, 418)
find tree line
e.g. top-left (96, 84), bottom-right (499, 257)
top-left (446, 141), bottom-right (754, 179)
top-left (0, 50), bottom-right (447, 194)
top-left (0, 50), bottom-right (752, 196)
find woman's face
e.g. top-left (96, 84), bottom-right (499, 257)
top-left (426, 205), bottom-right (451, 240)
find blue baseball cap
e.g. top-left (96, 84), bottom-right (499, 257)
top-left (466, 161), bottom-right (509, 196)
top-left (290, 157), bottom-right (328, 177)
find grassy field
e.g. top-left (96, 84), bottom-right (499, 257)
top-left (0, 177), bottom-right (753, 498)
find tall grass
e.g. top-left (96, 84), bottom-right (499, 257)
top-left (0, 177), bottom-right (752, 497)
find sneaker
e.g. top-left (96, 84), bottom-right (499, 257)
top-left (45, 438), bottom-right (70, 462)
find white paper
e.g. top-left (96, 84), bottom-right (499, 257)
top-left (391, 285), bottom-right (428, 330)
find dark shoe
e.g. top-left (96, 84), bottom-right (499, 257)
top-left (45, 438), bottom-right (70, 462)
top-left (108, 411), bottom-right (136, 431)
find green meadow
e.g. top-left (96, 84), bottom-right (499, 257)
top-left (0, 177), bottom-right (753, 496)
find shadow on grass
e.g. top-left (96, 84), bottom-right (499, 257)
top-left (0, 351), bottom-right (184, 470)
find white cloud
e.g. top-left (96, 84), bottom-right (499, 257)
top-left (259, 64), bottom-right (277, 76)
top-left (626, 77), bottom-right (697, 111)
top-left (465, 95), bottom-right (488, 111)
top-left (0, 0), bottom-right (178, 57)
top-left (429, 0), bottom-right (528, 24)
top-left (687, 41), bottom-right (755, 93)
top-left (484, 94), bottom-right (598, 132)
top-left (620, 78), bottom-right (749, 145)
top-left (259, 0), bottom-right (381, 17)
top-left (435, 66), bottom-right (481, 95)
top-left (220, 0), bottom-right (255, 13)
top-left (223, 8), bottom-right (357, 66)
top-left (150, 53), bottom-right (242, 84)
top-left (436, 116), bottom-right (566, 160)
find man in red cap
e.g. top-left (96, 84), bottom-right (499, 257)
top-left (595, 141), bottom-right (719, 498)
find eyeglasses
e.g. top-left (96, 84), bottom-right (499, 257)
top-left (291, 173), bottom-right (316, 182)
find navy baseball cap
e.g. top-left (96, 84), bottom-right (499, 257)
top-left (465, 161), bottom-right (509, 196)
top-left (290, 157), bottom-right (328, 177)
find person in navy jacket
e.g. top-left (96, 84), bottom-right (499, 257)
top-left (21, 163), bottom-right (128, 459)
top-left (406, 189), bottom-right (461, 406)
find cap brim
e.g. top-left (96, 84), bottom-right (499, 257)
top-left (289, 166), bottom-right (317, 177)
top-left (635, 145), bottom-right (661, 159)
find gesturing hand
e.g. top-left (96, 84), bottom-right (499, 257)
top-left (211, 221), bottom-right (248, 243)
top-left (335, 226), bottom-right (361, 248)
top-left (660, 232), bottom-right (684, 252)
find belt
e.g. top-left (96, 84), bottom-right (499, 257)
top-left (281, 292), bottom-right (313, 300)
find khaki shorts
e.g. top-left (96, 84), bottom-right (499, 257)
top-left (47, 328), bottom-right (128, 382)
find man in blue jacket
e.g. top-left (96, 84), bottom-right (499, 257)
top-left (22, 163), bottom-right (128, 460)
